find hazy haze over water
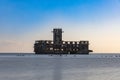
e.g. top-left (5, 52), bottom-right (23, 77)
top-left (0, 54), bottom-right (120, 80)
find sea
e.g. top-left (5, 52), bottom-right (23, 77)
top-left (0, 53), bottom-right (120, 80)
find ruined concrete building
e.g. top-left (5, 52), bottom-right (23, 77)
top-left (34, 28), bottom-right (93, 54)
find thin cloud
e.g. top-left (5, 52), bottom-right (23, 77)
top-left (0, 40), bottom-right (33, 52)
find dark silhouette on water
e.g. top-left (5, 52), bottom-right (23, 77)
top-left (34, 28), bottom-right (93, 54)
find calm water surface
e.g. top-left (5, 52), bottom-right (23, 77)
top-left (0, 53), bottom-right (120, 80)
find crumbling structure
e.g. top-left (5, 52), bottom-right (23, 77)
top-left (34, 28), bottom-right (93, 54)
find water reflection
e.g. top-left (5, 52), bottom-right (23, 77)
top-left (52, 55), bottom-right (90, 80)
top-left (53, 56), bottom-right (63, 80)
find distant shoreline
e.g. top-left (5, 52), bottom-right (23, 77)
top-left (0, 53), bottom-right (120, 54)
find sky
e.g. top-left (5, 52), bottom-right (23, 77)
top-left (0, 0), bottom-right (120, 53)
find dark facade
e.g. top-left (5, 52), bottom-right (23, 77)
top-left (34, 28), bottom-right (93, 54)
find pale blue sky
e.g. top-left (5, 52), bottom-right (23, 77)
top-left (0, 0), bottom-right (120, 53)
